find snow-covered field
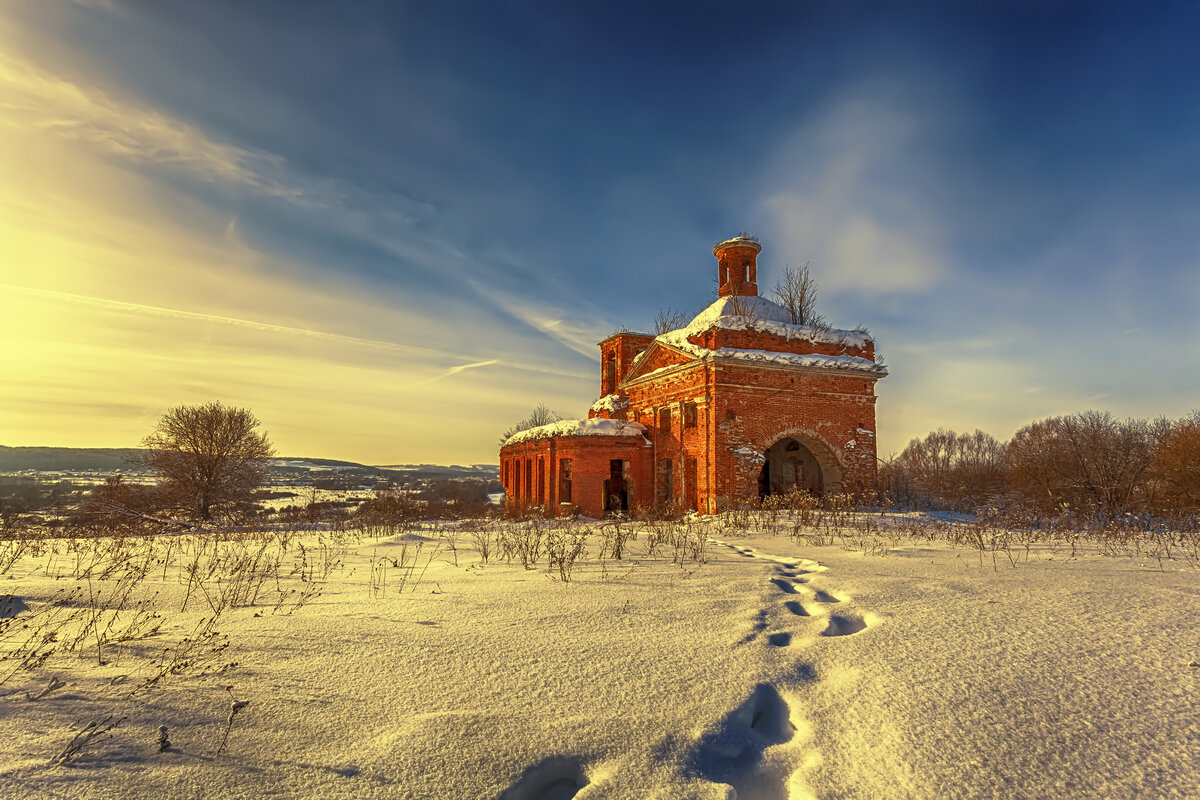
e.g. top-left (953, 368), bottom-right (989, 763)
top-left (1, 517), bottom-right (1197, 799)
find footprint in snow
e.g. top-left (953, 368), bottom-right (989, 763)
top-left (775, 568), bottom-right (807, 580)
top-left (769, 578), bottom-right (799, 595)
top-left (767, 632), bottom-right (792, 647)
top-left (811, 589), bottom-right (844, 604)
top-left (822, 614), bottom-right (869, 637)
top-left (1, 596), bottom-right (26, 618)
top-left (500, 757), bottom-right (588, 800)
top-left (737, 608), bottom-right (771, 645)
top-left (783, 601), bottom-right (809, 617)
top-left (689, 683), bottom-right (797, 795)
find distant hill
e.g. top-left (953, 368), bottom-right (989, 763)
top-left (0, 446), bottom-right (497, 481)
top-left (0, 446), bottom-right (146, 472)
top-left (376, 464), bottom-right (499, 479)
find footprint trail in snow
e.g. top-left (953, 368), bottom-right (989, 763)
top-left (502, 539), bottom-right (881, 798)
top-left (696, 538), bottom-right (884, 796)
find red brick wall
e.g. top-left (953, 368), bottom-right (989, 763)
top-left (598, 333), bottom-right (654, 397)
top-left (716, 242), bottom-right (760, 298)
top-left (500, 238), bottom-right (884, 516)
top-left (706, 362), bottom-right (878, 509)
top-left (623, 359), bottom-right (877, 512)
top-left (500, 434), bottom-right (652, 518)
top-left (695, 327), bottom-right (875, 361)
top-left (501, 358), bottom-right (879, 516)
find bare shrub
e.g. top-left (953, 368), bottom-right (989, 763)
top-left (652, 307), bottom-right (689, 334)
top-left (770, 262), bottom-right (827, 327)
top-left (51, 714), bottom-right (126, 765)
top-left (546, 527), bottom-right (588, 584)
top-left (499, 403), bottom-right (565, 447)
top-left (469, 522), bottom-right (495, 563)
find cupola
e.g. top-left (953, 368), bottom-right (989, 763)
top-left (713, 233), bottom-right (762, 298)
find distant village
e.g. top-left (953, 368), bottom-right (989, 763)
top-left (0, 446), bottom-right (500, 530)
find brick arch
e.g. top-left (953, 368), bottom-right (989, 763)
top-left (756, 427), bottom-right (845, 493)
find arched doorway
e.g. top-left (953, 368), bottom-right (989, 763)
top-left (758, 437), bottom-right (824, 498)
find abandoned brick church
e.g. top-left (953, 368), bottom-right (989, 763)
top-left (500, 235), bottom-right (887, 517)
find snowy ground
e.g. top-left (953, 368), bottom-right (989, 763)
top-left (1, 517), bottom-right (1197, 799)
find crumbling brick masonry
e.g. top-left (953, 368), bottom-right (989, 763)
top-left (500, 235), bottom-right (887, 517)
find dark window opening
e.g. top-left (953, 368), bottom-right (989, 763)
top-left (759, 437), bottom-right (824, 498)
top-left (559, 458), bottom-right (573, 504)
top-left (604, 459), bottom-right (628, 513)
top-left (683, 402), bottom-right (697, 428)
top-left (657, 458), bottom-right (673, 509)
top-left (537, 457), bottom-right (546, 506)
top-left (686, 457), bottom-right (699, 511)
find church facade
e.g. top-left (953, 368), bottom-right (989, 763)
top-left (500, 235), bottom-right (887, 517)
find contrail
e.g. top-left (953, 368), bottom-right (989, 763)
top-left (2, 284), bottom-right (589, 379)
top-left (409, 359), bottom-right (500, 387)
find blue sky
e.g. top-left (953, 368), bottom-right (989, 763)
top-left (2, 0), bottom-right (1198, 463)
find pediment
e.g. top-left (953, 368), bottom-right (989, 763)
top-left (620, 340), bottom-right (698, 386)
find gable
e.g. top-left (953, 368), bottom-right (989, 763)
top-left (620, 341), bottom-right (697, 386)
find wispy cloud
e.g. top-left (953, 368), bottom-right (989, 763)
top-left (478, 282), bottom-right (613, 361)
top-left (0, 48), bottom-right (300, 199)
top-left (759, 87), bottom-right (949, 295)
top-left (1, 284), bottom-right (583, 381)
top-left (3, 284), bottom-right (465, 360)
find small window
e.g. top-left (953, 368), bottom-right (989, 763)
top-left (537, 457), bottom-right (546, 505)
top-left (559, 458), bottom-right (573, 504)
top-left (659, 408), bottom-right (671, 431)
top-left (683, 402), bottom-right (697, 429)
top-left (657, 458), bottom-right (673, 508)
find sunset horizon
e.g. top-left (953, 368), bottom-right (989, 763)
top-left (4, 1), bottom-right (1198, 465)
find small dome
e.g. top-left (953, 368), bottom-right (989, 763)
top-left (713, 234), bottom-right (762, 256)
top-left (686, 294), bottom-right (793, 329)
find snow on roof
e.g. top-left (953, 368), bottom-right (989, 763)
top-left (669, 296), bottom-right (874, 349)
top-left (589, 394), bottom-right (630, 414)
top-left (503, 417), bottom-right (647, 446)
top-left (631, 346), bottom-right (886, 382)
top-left (645, 296), bottom-right (886, 378)
top-left (711, 347), bottom-right (887, 375)
top-left (688, 295), bottom-right (793, 326)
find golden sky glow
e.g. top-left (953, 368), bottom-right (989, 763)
top-left (4, 3), bottom-right (1198, 465)
top-left (0, 36), bottom-right (594, 463)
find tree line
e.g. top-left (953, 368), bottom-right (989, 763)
top-left (881, 410), bottom-right (1200, 519)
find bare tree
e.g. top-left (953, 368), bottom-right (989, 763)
top-left (499, 402), bottom-right (565, 446)
top-left (892, 428), bottom-right (1006, 509)
top-left (1150, 411), bottom-right (1200, 512)
top-left (652, 307), bottom-right (689, 335)
top-left (140, 402), bottom-right (275, 521)
top-left (1008, 411), bottom-right (1155, 518)
top-left (771, 262), bottom-right (827, 327)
